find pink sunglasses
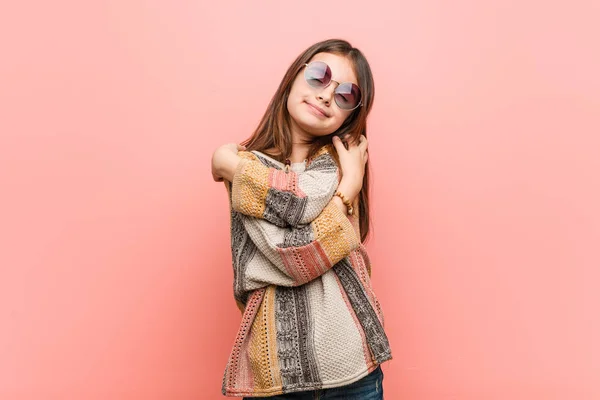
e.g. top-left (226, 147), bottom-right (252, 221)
top-left (303, 61), bottom-right (363, 111)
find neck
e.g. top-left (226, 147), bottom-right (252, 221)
top-left (289, 124), bottom-right (312, 163)
top-left (288, 143), bottom-right (310, 163)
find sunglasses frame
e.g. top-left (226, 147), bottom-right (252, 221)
top-left (303, 61), bottom-right (363, 111)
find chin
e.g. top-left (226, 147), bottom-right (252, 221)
top-left (299, 119), bottom-right (330, 134)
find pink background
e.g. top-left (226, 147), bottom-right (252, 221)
top-left (1, 1), bottom-right (599, 399)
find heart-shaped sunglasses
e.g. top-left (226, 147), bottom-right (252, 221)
top-left (303, 61), bottom-right (363, 111)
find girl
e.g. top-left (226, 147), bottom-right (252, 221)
top-left (211, 39), bottom-right (392, 399)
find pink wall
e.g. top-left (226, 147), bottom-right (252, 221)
top-left (1, 1), bottom-right (599, 399)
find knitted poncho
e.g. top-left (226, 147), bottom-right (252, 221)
top-left (221, 145), bottom-right (392, 397)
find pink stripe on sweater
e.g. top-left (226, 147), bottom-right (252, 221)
top-left (268, 170), bottom-right (306, 197)
top-left (224, 289), bottom-right (264, 392)
top-left (277, 242), bottom-right (331, 285)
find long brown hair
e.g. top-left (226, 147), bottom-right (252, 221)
top-left (241, 39), bottom-right (375, 243)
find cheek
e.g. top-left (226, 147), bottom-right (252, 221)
top-left (286, 90), bottom-right (298, 113)
top-left (332, 110), bottom-right (352, 126)
top-left (288, 75), bottom-right (306, 100)
top-left (286, 90), bottom-right (303, 114)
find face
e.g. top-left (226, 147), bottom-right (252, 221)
top-left (286, 52), bottom-right (359, 139)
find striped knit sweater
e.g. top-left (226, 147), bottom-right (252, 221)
top-left (221, 144), bottom-right (392, 397)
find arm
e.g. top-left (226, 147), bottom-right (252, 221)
top-left (212, 136), bottom-right (367, 225)
top-left (220, 136), bottom-right (367, 289)
top-left (241, 195), bottom-right (360, 286)
top-left (231, 149), bottom-right (340, 227)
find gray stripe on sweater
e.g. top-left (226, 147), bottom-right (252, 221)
top-left (305, 152), bottom-right (338, 172)
top-left (333, 258), bottom-right (392, 363)
top-left (229, 195), bottom-right (257, 305)
top-left (275, 286), bottom-right (321, 391)
top-left (293, 285), bottom-right (321, 387)
top-left (264, 189), bottom-right (308, 227)
top-left (281, 224), bottom-right (314, 248)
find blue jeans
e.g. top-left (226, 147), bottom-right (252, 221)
top-left (243, 365), bottom-right (384, 399)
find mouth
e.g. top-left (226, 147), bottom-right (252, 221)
top-left (305, 102), bottom-right (329, 118)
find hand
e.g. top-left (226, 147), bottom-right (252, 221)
top-left (211, 143), bottom-right (246, 182)
top-left (332, 134), bottom-right (368, 200)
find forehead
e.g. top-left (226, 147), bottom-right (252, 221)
top-left (308, 52), bottom-right (358, 85)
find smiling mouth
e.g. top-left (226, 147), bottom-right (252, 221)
top-left (305, 102), bottom-right (328, 117)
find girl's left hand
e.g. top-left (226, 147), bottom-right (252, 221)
top-left (332, 134), bottom-right (368, 200)
top-left (211, 143), bottom-right (246, 182)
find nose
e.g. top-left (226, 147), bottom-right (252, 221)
top-left (316, 82), bottom-right (337, 105)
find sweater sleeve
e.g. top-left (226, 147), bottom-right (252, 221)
top-left (231, 148), bottom-right (339, 227)
top-left (241, 198), bottom-right (360, 286)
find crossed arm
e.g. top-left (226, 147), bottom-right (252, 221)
top-left (212, 137), bottom-right (368, 286)
top-left (227, 153), bottom-right (360, 286)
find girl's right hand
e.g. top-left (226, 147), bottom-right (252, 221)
top-left (211, 143), bottom-right (246, 182)
top-left (332, 134), bottom-right (368, 200)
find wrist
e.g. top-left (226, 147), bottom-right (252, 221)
top-left (334, 190), bottom-right (355, 216)
top-left (332, 195), bottom-right (348, 215)
top-left (337, 177), bottom-right (361, 201)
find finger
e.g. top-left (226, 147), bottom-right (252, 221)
top-left (237, 144), bottom-right (246, 151)
top-left (332, 135), bottom-right (346, 153)
top-left (358, 135), bottom-right (368, 151)
top-left (346, 134), bottom-right (358, 148)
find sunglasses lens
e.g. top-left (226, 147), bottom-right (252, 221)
top-left (304, 61), bottom-right (331, 88)
top-left (335, 83), bottom-right (362, 110)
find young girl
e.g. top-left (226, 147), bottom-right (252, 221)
top-left (211, 39), bottom-right (392, 399)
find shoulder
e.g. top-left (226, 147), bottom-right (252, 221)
top-left (240, 150), bottom-right (285, 169)
top-left (237, 150), bottom-right (259, 161)
top-left (306, 144), bottom-right (338, 171)
top-left (314, 144), bottom-right (334, 158)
